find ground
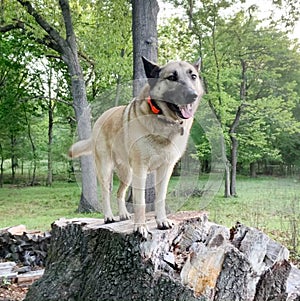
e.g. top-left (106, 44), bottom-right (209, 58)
top-left (0, 284), bottom-right (28, 301)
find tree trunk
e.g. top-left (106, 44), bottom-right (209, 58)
top-left (10, 134), bottom-right (17, 185)
top-left (67, 59), bottom-right (100, 212)
top-left (59, 0), bottom-right (100, 212)
top-left (17, 0), bottom-right (100, 212)
top-left (46, 105), bottom-right (53, 186)
top-left (224, 160), bottom-right (231, 197)
top-left (250, 162), bottom-right (257, 178)
top-left (23, 105), bottom-right (37, 186)
top-left (0, 143), bottom-right (3, 187)
top-left (24, 212), bottom-right (300, 301)
top-left (46, 71), bottom-right (54, 187)
top-left (228, 59), bottom-right (247, 197)
top-left (230, 133), bottom-right (238, 196)
top-left (132, 0), bottom-right (159, 96)
top-left (129, 0), bottom-right (159, 211)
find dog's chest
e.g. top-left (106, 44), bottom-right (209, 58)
top-left (128, 132), bottom-right (188, 168)
top-left (123, 102), bottom-right (192, 167)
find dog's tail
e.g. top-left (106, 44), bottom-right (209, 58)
top-left (68, 138), bottom-right (92, 158)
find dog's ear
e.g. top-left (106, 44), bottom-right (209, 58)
top-left (193, 57), bottom-right (201, 72)
top-left (142, 56), bottom-right (161, 79)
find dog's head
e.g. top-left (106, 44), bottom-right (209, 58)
top-left (142, 57), bottom-right (204, 120)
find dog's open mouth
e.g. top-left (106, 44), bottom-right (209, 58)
top-left (167, 103), bottom-right (194, 119)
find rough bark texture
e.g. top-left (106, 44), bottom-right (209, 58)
top-left (130, 0), bottom-right (159, 210)
top-left (132, 0), bottom-right (159, 96)
top-left (24, 212), bottom-right (300, 301)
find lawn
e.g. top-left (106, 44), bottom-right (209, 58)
top-left (0, 175), bottom-right (299, 262)
top-left (177, 175), bottom-right (300, 262)
top-left (0, 182), bottom-right (101, 230)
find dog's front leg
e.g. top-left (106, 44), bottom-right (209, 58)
top-left (132, 167), bottom-right (149, 238)
top-left (155, 164), bottom-right (175, 230)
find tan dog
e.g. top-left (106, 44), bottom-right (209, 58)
top-left (69, 57), bottom-right (204, 237)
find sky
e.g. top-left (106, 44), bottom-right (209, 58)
top-left (158, 0), bottom-right (300, 41)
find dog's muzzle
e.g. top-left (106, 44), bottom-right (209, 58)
top-left (164, 87), bottom-right (199, 119)
top-left (166, 102), bottom-right (195, 119)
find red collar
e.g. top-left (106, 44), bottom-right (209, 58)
top-left (147, 96), bottom-right (161, 114)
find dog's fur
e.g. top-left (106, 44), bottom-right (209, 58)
top-left (69, 57), bottom-right (204, 237)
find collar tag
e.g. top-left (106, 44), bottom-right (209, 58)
top-left (147, 96), bottom-right (161, 114)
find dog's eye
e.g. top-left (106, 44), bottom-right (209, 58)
top-left (168, 75), bottom-right (176, 81)
top-left (167, 73), bottom-right (177, 81)
top-left (191, 74), bottom-right (197, 80)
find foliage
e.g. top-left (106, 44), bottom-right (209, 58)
top-left (160, 0), bottom-right (300, 180)
top-left (0, 0), bottom-right (300, 187)
top-left (0, 0), bottom-right (133, 185)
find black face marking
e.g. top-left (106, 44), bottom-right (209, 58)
top-left (166, 71), bottom-right (178, 81)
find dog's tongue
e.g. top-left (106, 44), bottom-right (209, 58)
top-left (179, 103), bottom-right (194, 119)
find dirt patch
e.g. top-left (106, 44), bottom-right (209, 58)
top-left (0, 284), bottom-right (28, 301)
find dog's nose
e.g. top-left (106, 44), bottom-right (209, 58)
top-left (185, 89), bottom-right (198, 103)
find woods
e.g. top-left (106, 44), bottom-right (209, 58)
top-left (0, 0), bottom-right (300, 196)
top-left (0, 1), bottom-right (299, 200)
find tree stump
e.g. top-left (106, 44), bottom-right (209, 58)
top-left (24, 211), bottom-right (300, 301)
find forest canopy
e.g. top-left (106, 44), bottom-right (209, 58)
top-left (0, 0), bottom-right (299, 191)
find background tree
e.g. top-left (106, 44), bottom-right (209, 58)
top-left (0, 0), bottom-right (299, 205)
top-left (0, 30), bottom-right (31, 184)
top-left (8, 0), bottom-right (101, 211)
top-left (130, 0), bottom-right (159, 210)
top-left (162, 0), bottom-right (300, 196)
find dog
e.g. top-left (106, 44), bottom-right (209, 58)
top-left (69, 57), bottom-right (204, 237)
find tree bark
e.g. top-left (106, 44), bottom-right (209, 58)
top-left (228, 59), bottom-right (247, 197)
top-left (229, 130), bottom-right (238, 196)
top-left (224, 160), bottom-right (231, 197)
top-left (132, 0), bottom-right (159, 96)
top-left (250, 162), bottom-right (257, 178)
top-left (46, 69), bottom-right (54, 186)
top-left (17, 0), bottom-right (100, 211)
top-left (0, 143), bottom-right (3, 187)
top-left (130, 0), bottom-right (159, 211)
top-left (46, 99), bottom-right (53, 186)
top-left (58, 0), bottom-right (100, 212)
top-left (24, 212), bottom-right (300, 301)
top-left (10, 134), bottom-right (17, 185)
top-left (23, 104), bottom-right (37, 186)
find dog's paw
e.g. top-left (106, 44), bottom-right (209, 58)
top-left (157, 219), bottom-right (174, 230)
top-left (134, 224), bottom-right (151, 239)
top-left (119, 212), bottom-right (132, 221)
top-left (104, 215), bottom-right (116, 224)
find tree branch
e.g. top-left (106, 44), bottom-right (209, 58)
top-left (0, 20), bottom-right (24, 32)
top-left (58, 0), bottom-right (76, 50)
top-left (16, 0), bottom-right (66, 54)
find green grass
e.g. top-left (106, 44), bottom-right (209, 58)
top-left (171, 176), bottom-right (300, 262)
top-left (0, 182), bottom-right (102, 231)
top-left (0, 176), bottom-right (299, 262)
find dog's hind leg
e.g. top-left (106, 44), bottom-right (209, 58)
top-left (115, 164), bottom-right (132, 221)
top-left (95, 153), bottom-right (115, 223)
top-left (117, 181), bottom-right (131, 221)
top-left (116, 167), bottom-right (132, 220)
